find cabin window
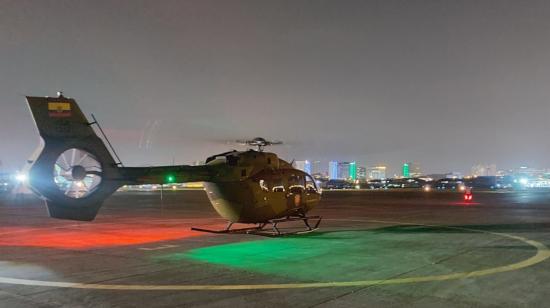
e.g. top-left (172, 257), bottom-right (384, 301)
top-left (241, 169), bottom-right (247, 177)
top-left (288, 174), bottom-right (304, 186)
top-left (272, 178), bottom-right (285, 192)
top-left (305, 175), bottom-right (318, 193)
top-left (267, 158), bottom-right (271, 164)
top-left (288, 174), bottom-right (305, 193)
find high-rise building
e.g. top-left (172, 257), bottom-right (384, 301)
top-left (329, 161), bottom-right (338, 180)
top-left (409, 162), bottom-right (422, 177)
top-left (337, 162), bottom-right (351, 180)
top-left (328, 161), bottom-right (360, 180)
top-left (294, 160), bottom-right (312, 174)
top-left (357, 166), bottom-right (367, 180)
top-left (403, 162), bottom-right (421, 177)
top-left (368, 166), bottom-right (387, 179)
top-left (310, 161), bottom-right (322, 175)
top-left (402, 163), bottom-right (410, 178)
top-left (349, 161), bottom-right (357, 181)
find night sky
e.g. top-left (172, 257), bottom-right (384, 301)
top-left (1, 0), bottom-right (550, 175)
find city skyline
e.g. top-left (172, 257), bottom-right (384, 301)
top-left (293, 159), bottom-right (550, 179)
top-left (2, 1), bottom-right (550, 175)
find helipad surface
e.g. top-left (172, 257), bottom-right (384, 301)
top-left (1, 190), bottom-right (549, 307)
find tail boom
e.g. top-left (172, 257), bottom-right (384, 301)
top-left (119, 165), bottom-right (212, 185)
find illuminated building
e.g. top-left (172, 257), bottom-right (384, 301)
top-left (357, 166), bottom-right (367, 180)
top-left (402, 163), bottom-right (410, 178)
top-left (349, 162), bottom-right (357, 181)
top-left (337, 162), bottom-right (351, 180)
top-left (294, 160), bottom-right (312, 174)
top-left (368, 166), bottom-right (387, 179)
top-left (328, 161), bottom-right (356, 180)
top-left (403, 162), bottom-right (421, 177)
top-left (409, 162), bottom-right (422, 177)
top-left (329, 161), bottom-right (338, 180)
top-left (311, 161), bottom-right (321, 175)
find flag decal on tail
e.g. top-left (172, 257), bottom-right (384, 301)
top-left (48, 102), bottom-right (71, 117)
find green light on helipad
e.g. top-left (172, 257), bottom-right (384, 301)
top-left (157, 227), bottom-right (491, 282)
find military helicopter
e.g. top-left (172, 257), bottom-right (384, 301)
top-left (23, 94), bottom-right (322, 235)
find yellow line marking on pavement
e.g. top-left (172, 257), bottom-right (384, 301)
top-left (0, 222), bottom-right (548, 290)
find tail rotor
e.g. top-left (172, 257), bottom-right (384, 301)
top-left (53, 148), bottom-right (103, 199)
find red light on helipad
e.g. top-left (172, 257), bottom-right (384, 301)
top-left (0, 222), bottom-right (205, 250)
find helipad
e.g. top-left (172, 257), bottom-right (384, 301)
top-left (1, 190), bottom-right (549, 307)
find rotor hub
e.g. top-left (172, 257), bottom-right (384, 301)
top-left (71, 165), bottom-right (87, 181)
top-left (238, 137), bottom-right (283, 152)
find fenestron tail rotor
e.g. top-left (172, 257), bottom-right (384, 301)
top-left (53, 148), bottom-right (103, 199)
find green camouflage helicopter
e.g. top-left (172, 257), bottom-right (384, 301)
top-left (23, 93), bottom-right (322, 235)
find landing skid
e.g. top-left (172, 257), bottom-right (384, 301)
top-left (191, 222), bottom-right (267, 234)
top-left (254, 215), bottom-right (322, 236)
top-left (191, 215), bottom-right (322, 236)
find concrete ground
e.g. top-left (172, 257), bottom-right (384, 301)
top-left (0, 189), bottom-right (549, 307)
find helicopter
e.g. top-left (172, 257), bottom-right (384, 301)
top-left (23, 94), bottom-right (322, 235)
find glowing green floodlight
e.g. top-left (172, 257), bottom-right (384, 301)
top-left (166, 175), bottom-right (176, 183)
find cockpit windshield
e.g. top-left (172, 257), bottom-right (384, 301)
top-left (305, 174), bottom-right (318, 193)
